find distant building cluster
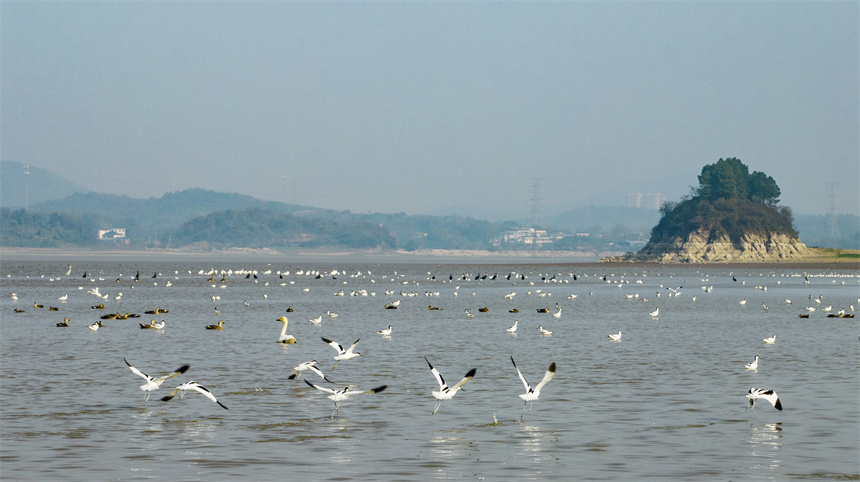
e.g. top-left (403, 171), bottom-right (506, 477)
top-left (502, 228), bottom-right (556, 245)
top-left (627, 192), bottom-right (664, 210)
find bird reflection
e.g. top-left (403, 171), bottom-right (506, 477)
top-left (747, 422), bottom-right (782, 472)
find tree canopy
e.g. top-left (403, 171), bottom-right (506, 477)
top-left (696, 157), bottom-right (781, 204)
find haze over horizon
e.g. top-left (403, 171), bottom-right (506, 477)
top-left (3, 2), bottom-right (857, 218)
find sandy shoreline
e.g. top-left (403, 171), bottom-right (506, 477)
top-left (1, 247), bottom-right (857, 269)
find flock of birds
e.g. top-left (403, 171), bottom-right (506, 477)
top-left (7, 264), bottom-right (859, 418)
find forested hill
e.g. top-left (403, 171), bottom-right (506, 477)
top-left (3, 188), bottom-right (511, 250)
top-left (647, 158), bottom-right (798, 245)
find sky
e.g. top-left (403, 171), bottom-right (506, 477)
top-left (2, 2), bottom-right (857, 219)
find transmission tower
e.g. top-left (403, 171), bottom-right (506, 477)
top-left (827, 182), bottom-right (840, 245)
top-left (23, 164), bottom-right (29, 210)
top-left (530, 178), bottom-right (544, 229)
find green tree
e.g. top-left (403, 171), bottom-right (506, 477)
top-left (747, 170), bottom-right (781, 204)
top-left (697, 157), bottom-right (750, 201)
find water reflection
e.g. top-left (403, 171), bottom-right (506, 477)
top-left (517, 424), bottom-right (558, 462)
top-left (747, 422), bottom-right (782, 473)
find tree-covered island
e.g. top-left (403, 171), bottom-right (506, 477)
top-left (604, 158), bottom-right (809, 263)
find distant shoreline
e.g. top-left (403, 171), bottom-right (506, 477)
top-left (1, 247), bottom-right (857, 269)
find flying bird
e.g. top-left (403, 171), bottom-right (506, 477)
top-left (161, 381), bottom-right (228, 409)
top-left (124, 358), bottom-right (190, 402)
top-left (425, 357), bottom-right (476, 414)
top-left (304, 379), bottom-right (386, 416)
top-left (511, 357), bottom-right (555, 418)
top-left (287, 360), bottom-right (332, 382)
top-left (322, 337), bottom-right (362, 369)
top-left (747, 387), bottom-right (782, 411)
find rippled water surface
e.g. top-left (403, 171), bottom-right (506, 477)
top-left (1, 259), bottom-right (858, 480)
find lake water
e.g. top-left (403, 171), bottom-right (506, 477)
top-left (1, 258), bottom-right (858, 480)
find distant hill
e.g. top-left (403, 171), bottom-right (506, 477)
top-left (1, 160), bottom-right (91, 208)
top-left (29, 188), bottom-right (324, 237)
top-left (546, 206), bottom-right (661, 236)
top-left (794, 213), bottom-right (859, 250)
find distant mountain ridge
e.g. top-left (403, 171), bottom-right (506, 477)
top-left (29, 188), bottom-right (323, 233)
top-left (2, 161), bottom-right (857, 250)
top-left (1, 160), bottom-right (91, 208)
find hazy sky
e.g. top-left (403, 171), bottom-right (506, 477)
top-left (2, 2), bottom-right (857, 218)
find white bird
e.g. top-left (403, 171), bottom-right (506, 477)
top-left (465, 309), bottom-right (474, 318)
top-left (377, 325), bottom-right (393, 336)
top-left (304, 379), bottom-right (386, 416)
top-left (124, 358), bottom-right (190, 401)
top-left (276, 317), bottom-right (296, 344)
top-left (739, 299), bottom-right (747, 305)
top-left (552, 308), bottom-right (562, 319)
top-left (161, 381), bottom-right (228, 410)
top-left (762, 302), bottom-right (768, 311)
top-left (507, 320), bottom-right (519, 333)
top-left (309, 315), bottom-right (323, 325)
top-left (425, 357), bottom-right (476, 414)
top-left (762, 334), bottom-right (776, 344)
top-left (608, 330), bottom-right (622, 341)
top-left (322, 337), bottom-right (361, 369)
top-left (784, 299), bottom-right (792, 304)
top-left (649, 307), bottom-right (659, 317)
top-left (745, 355), bottom-right (760, 370)
top-left (747, 387), bottom-right (782, 411)
top-left (58, 294), bottom-right (68, 302)
top-left (287, 360), bottom-right (331, 382)
top-left (511, 357), bottom-right (556, 418)
top-left (539, 326), bottom-right (553, 336)
top-left (10, 293), bottom-right (18, 301)
top-left (88, 321), bottom-right (102, 331)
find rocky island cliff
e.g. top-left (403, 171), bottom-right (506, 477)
top-left (603, 229), bottom-right (809, 263)
top-left (603, 158), bottom-right (809, 264)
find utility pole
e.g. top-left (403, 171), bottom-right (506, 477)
top-left (530, 178), bottom-right (544, 229)
top-left (827, 182), bottom-right (840, 246)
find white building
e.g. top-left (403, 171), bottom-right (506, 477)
top-left (504, 228), bottom-right (553, 245)
top-left (98, 228), bottom-right (126, 240)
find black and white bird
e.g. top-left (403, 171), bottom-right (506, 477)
top-left (304, 379), bottom-right (386, 416)
top-left (124, 358), bottom-right (190, 402)
top-left (745, 355), bottom-right (760, 370)
top-left (511, 357), bottom-right (556, 418)
top-left (161, 381), bottom-right (228, 409)
top-left (747, 387), bottom-right (782, 411)
top-left (377, 325), bottom-right (393, 336)
top-left (425, 357), bottom-right (476, 414)
top-left (287, 360), bottom-right (332, 382)
top-left (322, 337), bottom-right (362, 369)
